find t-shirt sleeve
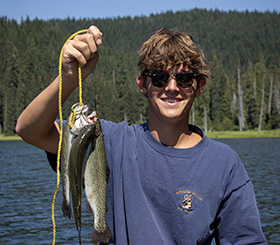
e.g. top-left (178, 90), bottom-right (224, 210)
top-left (46, 151), bottom-right (58, 172)
top-left (214, 159), bottom-right (267, 244)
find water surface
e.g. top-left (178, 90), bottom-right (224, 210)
top-left (0, 138), bottom-right (279, 244)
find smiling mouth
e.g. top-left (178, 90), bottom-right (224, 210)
top-left (162, 98), bottom-right (181, 103)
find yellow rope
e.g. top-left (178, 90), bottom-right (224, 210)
top-left (51, 29), bottom-right (88, 245)
top-left (78, 64), bottom-right (83, 106)
top-left (69, 107), bottom-right (77, 129)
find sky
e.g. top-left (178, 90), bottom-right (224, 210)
top-left (0, 0), bottom-right (279, 23)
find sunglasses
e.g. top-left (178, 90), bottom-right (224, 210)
top-left (144, 71), bottom-right (199, 88)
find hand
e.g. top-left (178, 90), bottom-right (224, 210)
top-left (62, 25), bottom-right (102, 87)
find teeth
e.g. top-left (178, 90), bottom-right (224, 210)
top-left (163, 99), bottom-right (178, 103)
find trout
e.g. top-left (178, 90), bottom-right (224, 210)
top-left (61, 103), bottom-right (96, 219)
top-left (84, 118), bottom-right (112, 244)
top-left (69, 121), bottom-right (97, 244)
top-left (61, 119), bottom-right (75, 219)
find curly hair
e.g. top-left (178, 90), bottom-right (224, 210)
top-left (137, 28), bottom-right (211, 78)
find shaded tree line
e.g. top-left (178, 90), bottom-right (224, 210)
top-left (0, 9), bottom-right (279, 134)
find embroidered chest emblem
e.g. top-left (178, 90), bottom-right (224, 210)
top-left (182, 193), bottom-right (193, 211)
top-left (176, 190), bottom-right (203, 213)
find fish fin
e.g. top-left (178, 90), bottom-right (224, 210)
top-left (62, 200), bottom-right (71, 219)
top-left (78, 231), bottom-right (82, 245)
top-left (91, 225), bottom-right (112, 245)
top-left (82, 176), bottom-right (85, 189)
top-left (86, 200), bottom-right (94, 214)
top-left (106, 167), bottom-right (110, 183)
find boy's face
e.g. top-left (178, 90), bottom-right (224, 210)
top-left (137, 64), bottom-right (205, 126)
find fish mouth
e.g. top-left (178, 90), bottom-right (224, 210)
top-left (80, 109), bottom-right (97, 126)
top-left (70, 104), bottom-right (97, 134)
top-left (87, 111), bottom-right (97, 123)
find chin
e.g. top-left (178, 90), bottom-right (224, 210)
top-left (160, 112), bottom-right (187, 123)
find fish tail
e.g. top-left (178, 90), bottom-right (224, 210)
top-left (91, 224), bottom-right (112, 245)
top-left (79, 232), bottom-right (82, 245)
top-left (62, 199), bottom-right (71, 219)
top-left (86, 200), bottom-right (94, 214)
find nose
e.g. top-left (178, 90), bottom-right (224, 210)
top-left (165, 75), bottom-right (179, 91)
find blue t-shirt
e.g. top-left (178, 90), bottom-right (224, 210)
top-left (47, 120), bottom-right (267, 244)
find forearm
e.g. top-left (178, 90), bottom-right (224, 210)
top-left (15, 76), bottom-right (76, 153)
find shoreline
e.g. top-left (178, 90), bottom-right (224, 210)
top-left (205, 129), bottom-right (280, 139)
top-left (1, 129), bottom-right (280, 141)
top-left (0, 135), bottom-right (22, 141)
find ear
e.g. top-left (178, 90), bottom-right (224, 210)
top-left (137, 76), bottom-right (148, 95)
top-left (195, 76), bottom-right (206, 97)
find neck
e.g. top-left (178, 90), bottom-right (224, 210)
top-left (148, 117), bottom-right (202, 149)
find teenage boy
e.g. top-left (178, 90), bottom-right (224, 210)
top-left (16, 25), bottom-right (267, 244)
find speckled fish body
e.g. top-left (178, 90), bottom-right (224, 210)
top-left (61, 104), bottom-right (96, 219)
top-left (61, 119), bottom-right (75, 219)
top-left (69, 123), bottom-right (97, 245)
top-left (84, 118), bottom-right (112, 244)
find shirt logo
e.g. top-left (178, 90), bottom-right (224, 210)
top-left (182, 193), bottom-right (193, 211)
top-left (176, 190), bottom-right (202, 213)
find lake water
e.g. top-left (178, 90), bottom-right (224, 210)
top-left (0, 138), bottom-right (279, 244)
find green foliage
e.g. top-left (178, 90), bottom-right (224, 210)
top-left (0, 9), bottom-right (280, 133)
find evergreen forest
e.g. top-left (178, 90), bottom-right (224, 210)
top-left (0, 9), bottom-right (280, 134)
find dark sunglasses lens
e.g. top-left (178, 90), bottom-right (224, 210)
top-left (176, 73), bottom-right (194, 88)
top-left (151, 72), bottom-right (169, 87)
top-left (148, 71), bottom-right (196, 88)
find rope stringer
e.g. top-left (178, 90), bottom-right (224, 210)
top-left (51, 29), bottom-right (88, 245)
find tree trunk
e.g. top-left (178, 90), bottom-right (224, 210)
top-left (258, 77), bottom-right (265, 131)
top-left (204, 106), bottom-right (208, 132)
top-left (237, 68), bottom-right (244, 131)
top-left (253, 74), bottom-right (257, 98)
top-left (268, 69), bottom-right (273, 115)
top-left (124, 111), bottom-right (127, 122)
top-left (112, 70), bottom-right (116, 84)
top-left (274, 80), bottom-right (280, 114)
top-left (231, 92), bottom-right (237, 116)
top-left (139, 108), bottom-right (143, 122)
top-left (3, 92), bottom-right (7, 133)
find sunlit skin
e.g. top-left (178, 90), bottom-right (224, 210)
top-left (137, 64), bottom-right (206, 148)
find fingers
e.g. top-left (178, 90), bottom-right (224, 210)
top-left (69, 37), bottom-right (92, 65)
top-left (87, 25), bottom-right (103, 46)
top-left (63, 25), bottom-right (102, 67)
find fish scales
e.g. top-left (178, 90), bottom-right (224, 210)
top-left (61, 119), bottom-right (75, 219)
top-left (84, 118), bottom-right (112, 244)
top-left (69, 124), bottom-right (97, 245)
top-left (61, 104), bottom-right (94, 219)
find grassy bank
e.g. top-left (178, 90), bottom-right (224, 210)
top-left (0, 134), bottom-right (22, 141)
top-left (1, 129), bottom-right (280, 141)
top-left (205, 129), bottom-right (280, 139)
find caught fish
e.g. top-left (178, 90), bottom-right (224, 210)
top-left (61, 103), bottom-right (96, 219)
top-left (69, 123), bottom-right (98, 245)
top-left (61, 118), bottom-right (75, 219)
top-left (84, 117), bottom-right (112, 244)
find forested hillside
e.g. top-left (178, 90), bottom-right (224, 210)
top-left (0, 9), bottom-right (279, 133)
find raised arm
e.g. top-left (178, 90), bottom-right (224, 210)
top-left (15, 26), bottom-right (102, 154)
